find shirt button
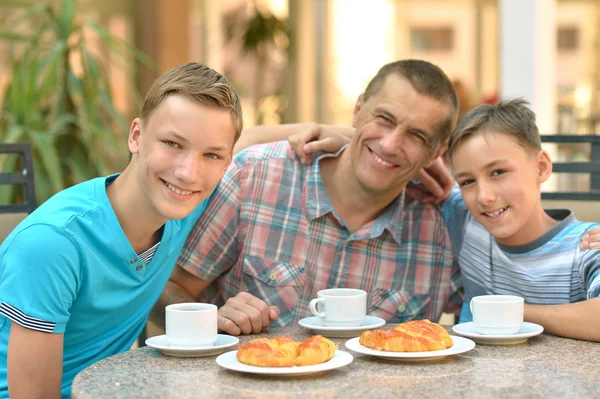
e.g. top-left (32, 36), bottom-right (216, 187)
top-left (130, 258), bottom-right (137, 264)
top-left (136, 265), bottom-right (143, 271)
top-left (397, 304), bottom-right (406, 312)
top-left (269, 273), bottom-right (277, 281)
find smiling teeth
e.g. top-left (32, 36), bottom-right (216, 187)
top-left (372, 152), bottom-right (394, 167)
top-left (165, 182), bottom-right (193, 196)
top-left (485, 207), bottom-right (507, 217)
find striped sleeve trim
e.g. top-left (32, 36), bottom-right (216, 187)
top-left (0, 302), bottom-right (56, 333)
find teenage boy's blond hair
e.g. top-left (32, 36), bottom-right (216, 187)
top-left (140, 62), bottom-right (243, 143)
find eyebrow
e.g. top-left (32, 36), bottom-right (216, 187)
top-left (167, 131), bottom-right (231, 152)
top-left (454, 159), bottom-right (509, 179)
top-left (374, 107), bottom-right (432, 141)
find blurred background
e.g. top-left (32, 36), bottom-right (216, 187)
top-left (1, 0), bottom-right (599, 206)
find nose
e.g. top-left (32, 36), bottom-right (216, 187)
top-left (378, 129), bottom-right (405, 155)
top-left (476, 181), bottom-right (496, 205)
top-left (173, 152), bottom-right (200, 184)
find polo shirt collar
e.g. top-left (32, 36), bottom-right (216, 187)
top-left (303, 147), bottom-right (405, 243)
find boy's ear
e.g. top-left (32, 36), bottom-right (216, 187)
top-left (128, 118), bottom-right (142, 154)
top-left (536, 149), bottom-right (553, 183)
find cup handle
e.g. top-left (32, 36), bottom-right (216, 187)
top-left (469, 299), bottom-right (474, 314)
top-left (310, 298), bottom-right (326, 318)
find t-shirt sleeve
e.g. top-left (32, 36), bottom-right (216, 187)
top-left (442, 186), bottom-right (470, 254)
top-left (0, 224), bottom-right (81, 334)
top-left (176, 154), bottom-right (246, 282)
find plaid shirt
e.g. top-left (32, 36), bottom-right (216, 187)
top-left (178, 141), bottom-right (462, 327)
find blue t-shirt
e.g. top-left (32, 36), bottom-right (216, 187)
top-left (0, 175), bottom-right (207, 398)
top-left (443, 189), bottom-right (600, 323)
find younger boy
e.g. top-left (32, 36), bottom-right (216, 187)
top-left (0, 62), bottom-right (242, 398)
top-left (444, 99), bottom-right (600, 341)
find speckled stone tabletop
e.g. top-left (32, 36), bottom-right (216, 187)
top-left (72, 327), bottom-right (600, 399)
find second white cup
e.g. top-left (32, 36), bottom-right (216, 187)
top-left (470, 295), bottom-right (524, 335)
top-left (309, 288), bottom-right (367, 326)
top-left (165, 302), bottom-right (217, 348)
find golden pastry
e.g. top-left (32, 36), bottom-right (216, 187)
top-left (359, 319), bottom-right (453, 352)
top-left (236, 335), bottom-right (337, 367)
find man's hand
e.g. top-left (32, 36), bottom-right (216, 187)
top-left (580, 227), bottom-right (600, 250)
top-left (415, 158), bottom-right (455, 204)
top-left (288, 124), bottom-right (352, 164)
top-left (218, 292), bottom-right (280, 335)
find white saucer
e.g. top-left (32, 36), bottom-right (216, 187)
top-left (216, 349), bottom-right (353, 376)
top-left (452, 322), bottom-right (544, 345)
top-left (298, 315), bottom-right (386, 338)
top-left (145, 334), bottom-right (239, 358)
top-left (344, 335), bottom-right (475, 362)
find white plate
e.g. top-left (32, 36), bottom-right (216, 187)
top-left (145, 334), bottom-right (239, 358)
top-left (452, 322), bottom-right (544, 345)
top-left (344, 335), bottom-right (475, 362)
top-left (298, 315), bottom-right (386, 338)
top-left (216, 350), bottom-right (354, 376)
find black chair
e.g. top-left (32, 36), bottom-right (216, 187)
top-left (541, 134), bottom-right (600, 222)
top-left (0, 142), bottom-right (36, 243)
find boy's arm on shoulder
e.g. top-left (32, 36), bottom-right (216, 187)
top-left (8, 323), bottom-right (63, 398)
top-left (524, 297), bottom-right (600, 342)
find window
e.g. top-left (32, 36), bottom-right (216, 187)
top-left (410, 27), bottom-right (454, 51)
top-left (557, 26), bottom-right (579, 51)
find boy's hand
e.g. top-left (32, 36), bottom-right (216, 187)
top-left (288, 124), bottom-right (351, 164)
top-left (414, 158), bottom-right (455, 204)
top-left (579, 227), bottom-right (600, 250)
top-left (218, 292), bottom-right (280, 336)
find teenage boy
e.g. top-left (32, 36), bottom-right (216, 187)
top-left (444, 99), bottom-right (600, 342)
top-left (0, 62), bottom-right (242, 398)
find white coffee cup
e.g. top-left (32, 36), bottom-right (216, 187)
top-left (165, 303), bottom-right (218, 348)
top-left (470, 295), bottom-right (524, 335)
top-left (309, 288), bottom-right (367, 326)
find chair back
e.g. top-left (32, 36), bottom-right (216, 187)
top-left (541, 135), bottom-right (600, 223)
top-left (0, 142), bottom-right (36, 243)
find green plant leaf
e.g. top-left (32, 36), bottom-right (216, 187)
top-left (28, 131), bottom-right (65, 193)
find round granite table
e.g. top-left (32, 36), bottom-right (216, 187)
top-left (72, 327), bottom-right (600, 399)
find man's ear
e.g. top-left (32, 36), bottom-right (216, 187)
top-left (536, 149), bottom-right (553, 183)
top-left (128, 118), bottom-right (142, 154)
top-left (426, 141), bottom-right (449, 167)
top-left (352, 95), bottom-right (364, 128)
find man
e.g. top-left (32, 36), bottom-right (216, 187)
top-left (158, 60), bottom-right (463, 335)
top-left (0, 63), bottom-right (242, 398)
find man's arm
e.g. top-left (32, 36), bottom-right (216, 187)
top-left (233, 123), bottom-right (354, 158)
top-left (8, 323), bottom-right (63, 398)
top-left (524, 298), bottom-right (600, 341)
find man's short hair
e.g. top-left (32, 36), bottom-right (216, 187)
top-left (446, 98), bottom-right (541, 163)
top-left (363, 60), bottom-right (459, 144)
top-left (141, 62), bottom-right (243, 143)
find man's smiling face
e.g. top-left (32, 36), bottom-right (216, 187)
top-left (349, 74), bottom-right (451, 198)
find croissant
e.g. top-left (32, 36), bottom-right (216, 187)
top-left (294, 335), bottom-right (337, 366)
top-left (359, 319), bottom-right (453, 352)
top-left (236, 335), bottom-right (338, 367)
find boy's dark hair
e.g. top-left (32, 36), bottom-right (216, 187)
top-left (364, 59), bottom-right (459, 145)
top-left (446, 98), bottom-right (541, 163)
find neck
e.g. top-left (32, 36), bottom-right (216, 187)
top-left (106, 165), bottom-right (166, 253)
top-left (496, 205), bottom-right (558, 247)
top-left (320, 151), bottom-right (405, 233)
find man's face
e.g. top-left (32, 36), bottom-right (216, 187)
top-left (349, 74), bottom-right (451, 197)
top-left (452, 131), bottom-right (550, 246)
top-left (128, 94), bottom-right (235, 222)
